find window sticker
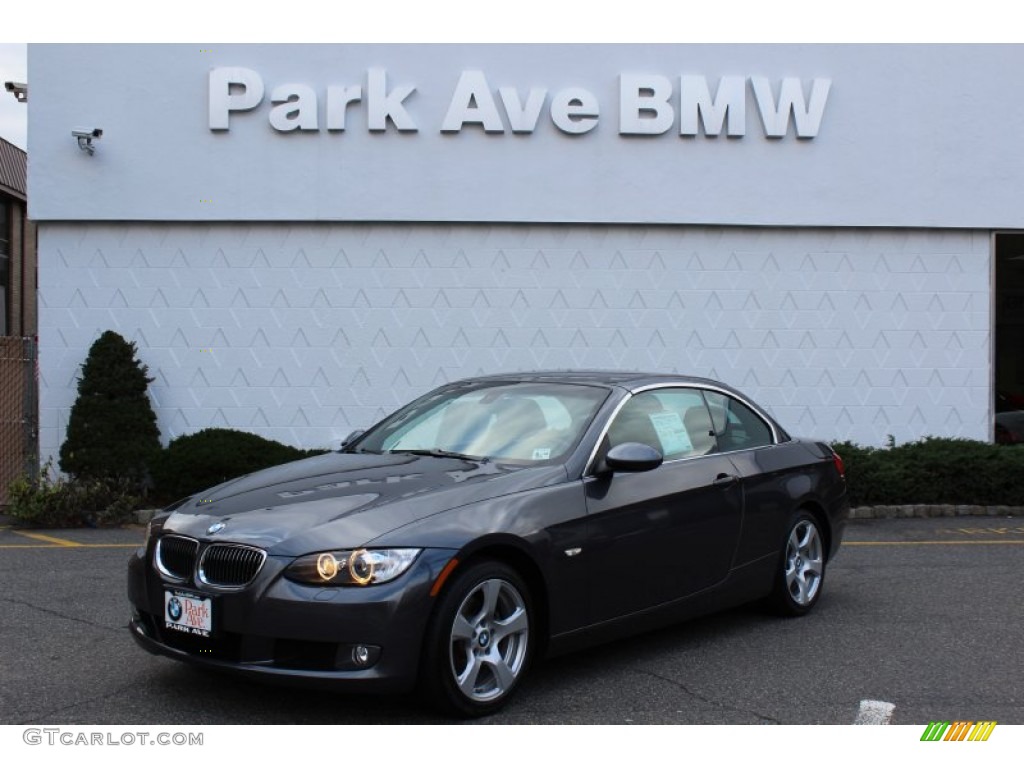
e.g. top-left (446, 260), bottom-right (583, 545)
top-left (532, 447), bottom-right (552, 460)
top-left (648, 412), bottom-right (693, 455)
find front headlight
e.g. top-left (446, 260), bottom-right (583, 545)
top-left (284, 548), bottom-right (421, 586)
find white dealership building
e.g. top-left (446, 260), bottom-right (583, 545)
top-left (27, 44), bottom-right (1024, 459)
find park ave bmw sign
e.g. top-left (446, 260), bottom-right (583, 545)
top-left (208, 68), bottom-right (831, 139)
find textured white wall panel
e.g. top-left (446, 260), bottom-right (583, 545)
top-left (38, 223), bottom-right (991, 462)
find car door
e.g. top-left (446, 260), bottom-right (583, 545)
top-left (583, 387), bottom-right (744, 623)
top-left (703, 390), bottom-right (802, 565)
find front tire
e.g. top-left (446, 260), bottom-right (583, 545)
top-left (420, 560), bottom-right (533, 718)
top-left (769, 511), bottom-right (826, 616)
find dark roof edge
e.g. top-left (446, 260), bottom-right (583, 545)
top-left (0, 135), bottom-right (28, 200)
top-left (0, 181), bottom-right (25, 201)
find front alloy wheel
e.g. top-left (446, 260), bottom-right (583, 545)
top-left (422, 560), bottom-right (533, 717)
top-left (770, 512), bottom-right (826, 616)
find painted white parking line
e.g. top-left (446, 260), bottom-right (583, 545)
top-left (855, 699), bottom-right (896, 725)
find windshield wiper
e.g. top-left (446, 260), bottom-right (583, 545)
top-left (390, 448), bottom-right (490, 463)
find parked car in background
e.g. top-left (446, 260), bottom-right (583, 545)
top-left (128, 371), bottom-right (849, 717)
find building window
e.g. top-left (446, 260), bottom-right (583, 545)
top-left (995, 233), bottom-right (1024, 444)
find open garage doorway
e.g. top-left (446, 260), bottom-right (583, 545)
top-left (995, 233), bottom-right (1024, 444)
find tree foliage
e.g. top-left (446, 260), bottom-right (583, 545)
top-left (59, 330), bottom-right (161, 488)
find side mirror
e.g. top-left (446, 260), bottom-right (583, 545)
top-left (339, 429), bottom-right (365, 450)
top-left (604, 442), bottom-right (663, 473)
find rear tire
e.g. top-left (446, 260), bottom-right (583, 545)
top-left (768, 511), bottom-right (826, 616)
top-left (420, 560), bottom-right (533, 718)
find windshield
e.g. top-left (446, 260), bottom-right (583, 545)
top-left (351, 382), bottom-right (610, 463)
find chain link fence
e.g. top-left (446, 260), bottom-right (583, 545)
top-left (0, 337), bottom-right (38, 506)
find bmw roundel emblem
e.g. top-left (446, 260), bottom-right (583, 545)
top-left (167, 597), bottom-right (182, 621)
top-left (207, 522), bottom-right (226, 535)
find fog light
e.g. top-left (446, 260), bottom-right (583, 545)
top-left (352, 645), bottom-right (371, 667)
top-left (335, 643), bottom-right (381, 670)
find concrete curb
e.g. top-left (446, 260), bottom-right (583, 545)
top-left (850, 505), bottom-right (1022, 519)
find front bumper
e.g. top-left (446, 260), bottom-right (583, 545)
top-left (127, 543), bottom-right (457, 694)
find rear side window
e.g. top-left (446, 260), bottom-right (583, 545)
top-left (703, 392), bottom-right (774, 451)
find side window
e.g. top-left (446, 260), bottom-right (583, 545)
top-left (703, 392), bottom-right (774, 451)
top-left (606, 388), bottom-right (717, 460)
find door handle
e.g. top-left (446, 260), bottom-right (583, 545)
top-left (713, 473), bottom-right (739, 488)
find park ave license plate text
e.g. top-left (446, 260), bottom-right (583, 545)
top-left (164, 590), bottom-right (212, 637)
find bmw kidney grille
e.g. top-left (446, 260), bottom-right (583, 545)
top-left (155, 535), bottom-right (265, 588)
top-left (199, 544), bottom-right (267, 588)
top-left (155, 535), bottom-right (199, 581)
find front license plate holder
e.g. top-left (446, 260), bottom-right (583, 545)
top-left (164, 588), bottom-right (215, 639)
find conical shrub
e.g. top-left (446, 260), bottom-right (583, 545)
top-left (59, 330), bottom-right (161, 488)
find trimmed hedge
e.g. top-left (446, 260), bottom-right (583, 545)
top-left (6, 429), bottom-right (329, 526)
top-left (11, 430), bottom-right (1022, 525)
top-left (152, 428), bottom-right (327, 503)
top-left (831, 437), bottom-right (1024, 508)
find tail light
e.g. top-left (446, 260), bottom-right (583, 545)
top-left (831, 449), bottom-right (846, 479)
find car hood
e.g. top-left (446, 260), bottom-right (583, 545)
top-left (159, 452), bottom-right (567, 556)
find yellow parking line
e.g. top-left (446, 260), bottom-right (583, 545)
top-left (845, 540), bottom-right (1024, 546)
top-left (10, 530), bottom-right (82, 547)
top-left (80, 542), bottom-right (142, 548)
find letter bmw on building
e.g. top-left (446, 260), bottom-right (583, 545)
top-left (128, 371), bottom-right (849, 717)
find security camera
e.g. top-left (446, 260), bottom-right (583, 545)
top-left (72, 127), bottom-right (103, 155)
top-left (4, 81), bottom-right (27, 102)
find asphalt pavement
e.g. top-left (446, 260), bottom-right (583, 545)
top-left (0, 516), bottom-right (1020, 724)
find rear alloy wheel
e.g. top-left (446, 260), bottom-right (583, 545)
top-left (769, 512), bottom-right (826, 616)
top-left (422, 560), bottom-right (532, 718)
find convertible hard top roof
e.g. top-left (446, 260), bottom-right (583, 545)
top-left (450, 370), bottom-right (739, 393)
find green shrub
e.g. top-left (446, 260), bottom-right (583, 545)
top-left (59, 330), bottom-right (161, 490)
top-left (152, 428), bottom-right (325, 503)
top-left (831, 437), bottom-right (1024, 507)
top-left (6, 460), bottom-right (141, 528)
top-left (829, 440), bottom-right (903, 507)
